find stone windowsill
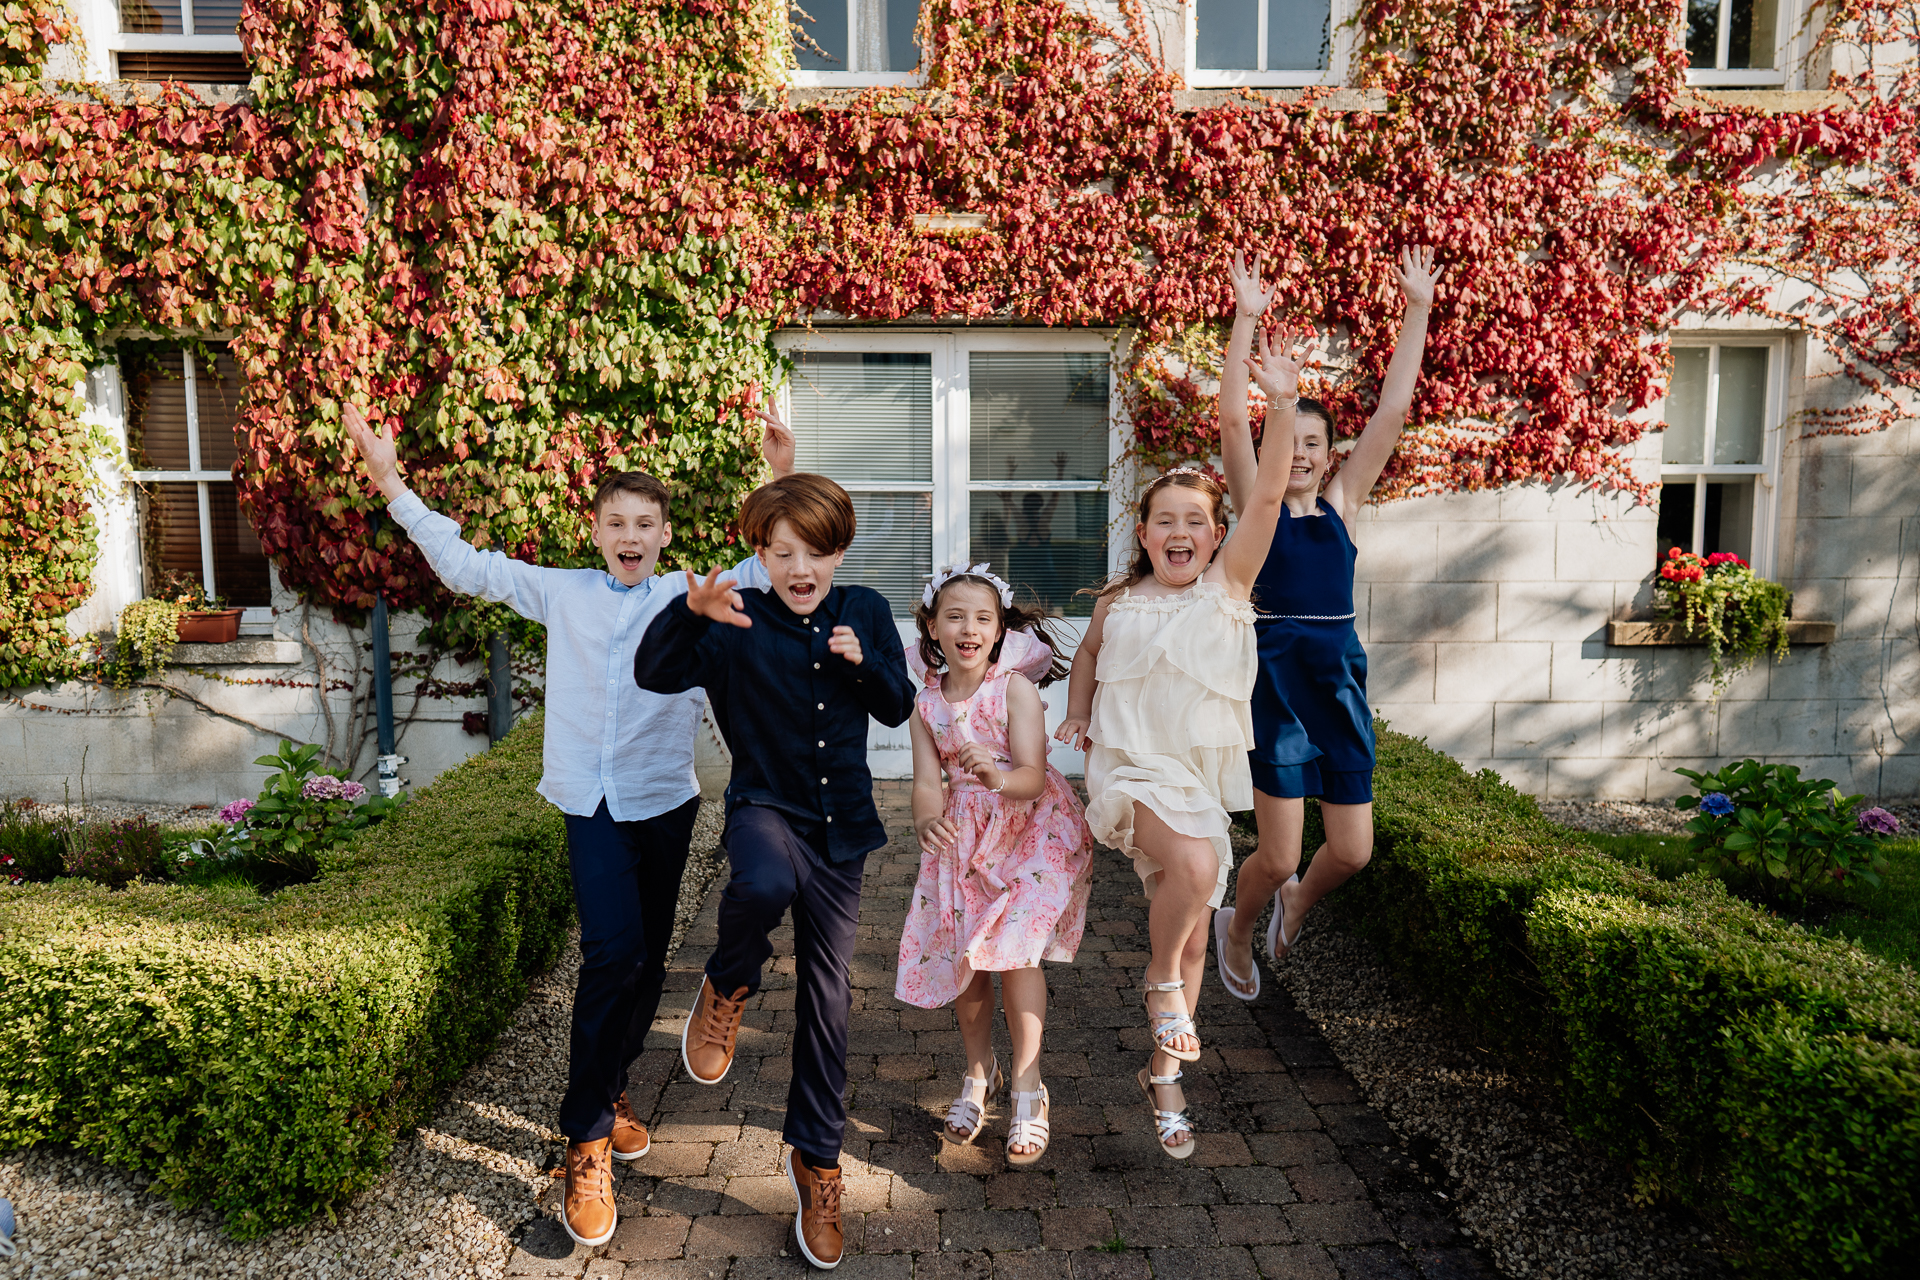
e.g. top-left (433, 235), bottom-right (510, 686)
top-left (172, 639), bottom-right (303, 666)
top-left (1607, 619), bottom-right (1836, 647)
top-left (1677, 89), bottom-right (1849, 114)
top-left (760, 86), bottom-right (1389, 114)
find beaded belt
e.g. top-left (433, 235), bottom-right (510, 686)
top-left (1256, 611), bottom-right (1357, 622)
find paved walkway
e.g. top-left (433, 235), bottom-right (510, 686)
top-left (507, 792), bottom-right (1495, 1279)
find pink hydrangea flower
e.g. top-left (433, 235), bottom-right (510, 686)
top-left (301, 775), bottom-right (347, 801)
top-left (218, 798), bottom-right (255, 824)
top-left (341, 780), bottom-right (368, 802)
top-left (1857, 807), bottom-right (1901, 836)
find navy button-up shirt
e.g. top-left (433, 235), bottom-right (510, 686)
top-left (633, 582), bottom-right (916, 863)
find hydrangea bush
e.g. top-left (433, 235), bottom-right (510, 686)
top-left (1677, 761), bottom-right (1894, 903)
top-left (184, 742), bottom-right (401, 888)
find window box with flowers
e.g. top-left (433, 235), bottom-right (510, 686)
top-left (1606, 549), bottom-right (1833, 692)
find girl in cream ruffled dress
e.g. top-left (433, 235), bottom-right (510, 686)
top-left (1055, 321), bottom-right (1305, 1161)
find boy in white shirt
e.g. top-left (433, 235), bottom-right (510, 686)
top-left (343, 402), bottom-right (790, 1247)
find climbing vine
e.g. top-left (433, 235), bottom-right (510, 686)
top-left (1, 0), bottom-right (1915, 689)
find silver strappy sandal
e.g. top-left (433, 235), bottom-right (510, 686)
top-left (1005, 1082), bottom-right (1050, 1166)
top-left (1137, 1065), bottom-right (1196, 1160)
top-left (1143, 976), bottom-right (1201, 1063)
top-left (940, 1060), bottom-right (1003, 1144)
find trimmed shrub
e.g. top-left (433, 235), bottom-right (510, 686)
top-left (1324, 727), bottom-right (1920, 1277)
top-left (0, 713), bottom-right (571, 1238)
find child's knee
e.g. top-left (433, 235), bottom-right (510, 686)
top-left (1180, 926), bottom-right (1211, 966)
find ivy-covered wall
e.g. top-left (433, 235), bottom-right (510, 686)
top-left (1, 0), bottom-right (1915, 692)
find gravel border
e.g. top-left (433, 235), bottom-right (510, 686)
top-left (1274, 917), bottom-right (1729, 1279)
top-left (0, 799), bottom-right (728, 1280)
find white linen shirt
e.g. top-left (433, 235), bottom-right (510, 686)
top-left (387, 488), bottom-right (768, 821)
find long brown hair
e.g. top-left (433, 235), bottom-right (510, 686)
top-left (912, 573), bottom-right (1071, 687)
top-left (1089, 469), bottom-right (1229, 599)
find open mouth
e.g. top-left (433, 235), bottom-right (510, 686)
top-left (955, 640), bottom-right (982, 660)
top-left (788, 582), bottom-right (817, 602)
top-left (1166, 547), bottom-right (1194, 567)
top-left (616, 552), bottom-right (643, 570)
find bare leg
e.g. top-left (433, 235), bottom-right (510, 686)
top-left (1275, 801), bottom-right (1374, 942)
top-left (1002, 966), bottom-right (1048, 1156)
top-left (946, 970), bottom-right (996, 1139)
top-left (1132, 804), bottom-right (1221, 1122)
top-left (1222, 791), bottom-right (1305, 990)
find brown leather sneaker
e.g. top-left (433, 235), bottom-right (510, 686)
top-left (561, 1137), bottom-right (616, 1246)
top-left (681, 976), bottom-right (749, 1085)
top-left (611, 1090), bottom-right (650, 1162)
top-left (786, 1148), bottom-right (845, 1269)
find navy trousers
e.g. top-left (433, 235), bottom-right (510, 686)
top-left (706, 804), bottom-right (865, 1164)
top-left (559, 795), bottom-right (702, 1144)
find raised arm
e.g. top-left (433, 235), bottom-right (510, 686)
top-left (1323, 247), bottom-right (1442, 525)
top-left (1217, 330), bottom-right (1304, 595)
top-left (1219, 251), bottom-right (1278, 515)
top-left (341, 401), bottom-right (554, 623)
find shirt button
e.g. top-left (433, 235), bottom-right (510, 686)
top-left (820, 777), bottom-right (828, 785)
top-left (826, 815), bottom-right (833, 823)
top-left (817, 702), bottom-right (824, 710)
top-left (813, 662), bottom-right (820, 669)
top-left (818, 740), bottom-right (825, 748)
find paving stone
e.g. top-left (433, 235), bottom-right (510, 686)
top-left (1210, 1203), bottom-right (1296, 1246)
top-left (1287, 1161), bottom-right (1370, 1203)
top-left (1285, 1203), bottom-right (1394, 1246)
top-left (1053, 1170), bottom-right (1129, 1207)
top-left (1143, 1245), bottom-right (1259, 1277)
top-left (987, 1170), bottom-right (1057, 1209)
top-left (940, 1208), bottom-right (1045, 1252)
top-left (1040, 1206), bottom-right (1115, 1251)
top-left (1109, 1203), bottom-right (1215, 1248)
top-left (1328, 1244), bottom-right (1422, 1279)
top-left (684, 1212), bottom-right (792, 1257)
top-left (992, 1251), bottom-right (1078, 1280)
top-left (863, 1209), bottom-right (939, 1252)
top-left (606, 1208), bottom-right (693, 1260)
top-left (1252, 1243), bottom-right (1343, 1279)
top-left (1214, 1165), bottom-right (1301, 1206)
top-left (914, 1251), bottom-right (995, 1278)
top-left (1069, 1254), bottom-right (1152, 1280)
top-left (1409, 1245), bottom-right (1500, 1278)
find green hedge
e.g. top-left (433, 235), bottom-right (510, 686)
top-left (1324, 727), bottom-right (1920, 1277)
top-left (0, 714), bottom-right (571, 1237)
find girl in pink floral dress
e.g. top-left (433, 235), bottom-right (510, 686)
top-left (897, 565), bottom-right (1093, 1167)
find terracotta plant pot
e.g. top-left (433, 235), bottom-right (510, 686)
top-left (176, 609), bottom-right (243, 644)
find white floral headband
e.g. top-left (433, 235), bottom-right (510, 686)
top-left (922, 562), bottom-right (1014, 609)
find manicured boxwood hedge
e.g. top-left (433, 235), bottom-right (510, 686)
top-left (1322, 727), bottom-right (1920, 1278)
top-left (0, 713), bottom-right (571, 1238)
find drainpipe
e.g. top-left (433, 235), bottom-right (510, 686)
top-left (487, 629), bottom-right (514, 743)
top-left (369, 513), bottom-right (406, 797)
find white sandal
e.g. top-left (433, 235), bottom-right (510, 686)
top-left (1214, 907), bottom-right (1260, 1001)
top-left (1266, 873), bottom-right (1305, 963)
top-left (1005, 1082), bottom-right (1050, 1166)
top-left (1143, 977), bottom-right (1201, 1063)
top-left (1137, 1065), bottom-right (1196, 1160)
top-left (940, 1060), bottom-right (1003, 1144)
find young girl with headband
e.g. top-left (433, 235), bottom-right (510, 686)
top-left (898, 564), bottom-right (1092, 1166)
top-left (1212, 247), bottom-right (1442, 1001)
top-left (1055, 320), bottom-right (1306, 1161)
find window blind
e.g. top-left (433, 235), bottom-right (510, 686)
top-left (969, 352), bottom-right (1109, 484)
top-left (789, 352), bottom-right (932, 483)
top-left (840, 493), bottom-right (932, 616)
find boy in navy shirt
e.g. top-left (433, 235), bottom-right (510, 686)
top-left (635, 470), bottom-right (916, 1270)
top-left (343, 401), bottom-right (791, 1248)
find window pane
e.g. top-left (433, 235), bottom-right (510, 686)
top-left (969, 352), bottom-right (1110, 484)
top-left (209, 483), bottom-right (273, 606)
top-left (119, 0), bottom-right (180, 34)
top-left (191, 0), bottom-right (243, 34)
top-left (1705, 480), bottom-right (1754, 562)
top-left (1713, 346), bottom-right (1768, 465)
top-left (789, 352), bottom-right (932, 483)
top-left (1728, 0), bottom-right (1776, 69)
top-left (144, 482), bottom-right (205, 593)
top-left (841, 492), bottom-right (931, 617)
top-left (970, 491), bottom-right (1107, 618)
top-left (1687, 0), bottom-right (1721, 68)
top-left (885, 0), bottom-right (920, 72)
top-left (1196, 0), bottom-right (1260, 71)
top-left (137, 350), bottom-right (193, 470)
top-left (1269, 0), bottom-right (1331, 72)
top-left (1663, 348), bottom-right (1708, 464)
top-left (1656, 480), bottom-right (1697, 558)
top-left (793, 0), bottom-right (849, 71)
top-left (195, 350), bottom-right (244, 472)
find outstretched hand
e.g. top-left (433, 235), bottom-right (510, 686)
top-left (1053, 715), bottom-right (1091, 753)
top-left (1244, 328), bottom-right (1306, 404)
top-left (1395, 245), bottom-right (1444, 309)
top-left (684, 568), bottom-right (752, 628)
top-left (751, 394), bottom-right (797, 480)
top-left (1229, 250), bottom-right (1278, 319)
top-left (341, 401), bottom-right (403, 497)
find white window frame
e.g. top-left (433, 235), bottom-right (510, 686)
top-left (1185, 0), bottom-right (1352, 89)
top-left (1659, 335), bottom-right (1788, 577)
top-left (1682, 0), bottom-right (1794, 87)
top-left (788, 0), bottom-right (925, 88)
top-left (109, 0), bottom-right (245, 80)
top-left (126, 345), bottom-right (272, 629)
top-left (773, 326), bottom-right (1129, 777)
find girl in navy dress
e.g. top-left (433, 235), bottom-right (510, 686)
top-left (1212, 246), bottom-right (1443, 998)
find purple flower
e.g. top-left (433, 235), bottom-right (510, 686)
top-left (1857, 806), bottom-right (1901, 836)
top-left (340, 780), bottom-right (368, 802)
top-left (1700, 792), bottom-right (1735, 817)
top-left (217, 798), bottom-right (255, 824)
top-left (301, 775), bottom-right (347, 801)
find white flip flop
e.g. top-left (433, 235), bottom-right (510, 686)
top-left (1213, 907), bottom-right (1260, 1001)
top-left (1266, 874), bottom-right (1304, 963)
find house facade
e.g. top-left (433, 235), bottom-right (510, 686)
top-left (2, 1), bottom-right (1913, 806)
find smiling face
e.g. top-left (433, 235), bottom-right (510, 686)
top-left (931, 580), bottom-right (1004, 677)
top-left (593, 493), bottom-right (671, 587)
top-left (1287, 412), bottom-right (1334, 497)
top-left (755, 517), bottom-right (845, 616)
top-left (1136, 484), bottom-right (1226, 588)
